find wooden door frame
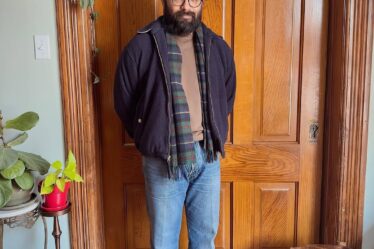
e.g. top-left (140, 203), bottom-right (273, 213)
top-left (54, 1), bottom-right (105, 249)
top-left (321, 0), bottom-right (373, 248)
top-left (54, 0), bottom-right (373, 249)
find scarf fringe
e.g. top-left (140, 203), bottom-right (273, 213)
top-left (167, 148), bottom-right (217, 181)
top-left (167, 163), bottom-right (199, 181)
top-left (167, 162), bottom-right (184, 181)
top-left (205, 149), bottom-right (217, 163)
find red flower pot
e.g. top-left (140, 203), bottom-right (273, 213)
top-left (38, 180), bottom-right (71, 210)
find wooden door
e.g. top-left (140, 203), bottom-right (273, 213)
top-left (95, 0), bottom-right (328, 248)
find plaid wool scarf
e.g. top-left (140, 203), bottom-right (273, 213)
top-left (166, 25), bottom-right (217, 180)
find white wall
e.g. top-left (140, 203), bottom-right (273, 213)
top-left (0, 1), bottom-right (70, 248)
top-left (362, 37), bottom-right (374, 249)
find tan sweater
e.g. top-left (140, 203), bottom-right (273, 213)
top-left (171, 33), bottom-right (204, 141)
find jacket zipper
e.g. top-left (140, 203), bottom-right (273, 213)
top-left (206, 38), bottom-right (224, 157)
top-left (152, 34), bottom-right (171, 163)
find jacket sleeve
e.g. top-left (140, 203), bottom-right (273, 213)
top-left (225, 47), bottom-right (236, 115)
top-left (113, 48), bottom-right (138, 139)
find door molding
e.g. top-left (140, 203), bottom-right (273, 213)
top-left (54, 1), bottom-right (105, 249)
top-left (321, 0), bottom-right (373, 248)
top-left (54, 1), bottom-right (373, 249)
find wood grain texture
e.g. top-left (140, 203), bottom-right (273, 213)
top-left (233, 1), bottom-right (328, 246)
top-left (124, 184), bottom-right (150, 249)
top-left (221, 144), bottom-right (299, 182)
top-left (95, 0), bottom-right (154, 247)
top-left (292, 245), bottom-right (350, 249)
top-left (233, 182), bottom-right (254, 249)
top-left (233, 0), bottom-right (255, 145)
top-left (254, 0), bottom-right (301, 141)
top-left (321, 1), bottom-right (374, 248)
top-left (54, 1), bottom-right (105, 249)
top-left (297, 0), bottom-right (329, 245)
top-left (254, 183), bottom-right (296, 249)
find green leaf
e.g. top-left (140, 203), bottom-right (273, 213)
top-left (66, 150), bottom-right (76, 167)
top-left (63, 169), bottom-right (76, 181)
top-left (4, 112), bottom-right (39, 131)
top-left (14, 171), bottom-right (34, 190)
top-left (0, 177), bottom-right (13, 208)
top-left (54, 169), bottom-right (62, 177)
top-left (0, 148), bottom-right (18, 170)
top-left (7, 132), bottom-right (28, 147)
top-left (44, 173), bottom-right (57, 187)
top-left (40, 181), bottom-right (54, 195)
top-left (74, 173), bottom-right (84, 182)
top-left (64, 150), bottom-right (77, 180)
top-left (17, 151), bottom-right (50, 175)
top-left (0, 160), bottom-right (25, 179)
top-left (56, 178), bottom-right (66, 192)
top-left (51, 160), bottom-right (62, 170)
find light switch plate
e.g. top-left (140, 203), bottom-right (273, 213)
top-left (34, 35), bottom-right (50, 60)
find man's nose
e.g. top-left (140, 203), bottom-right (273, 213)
top-left (180, 0), bottom-right (192, 11)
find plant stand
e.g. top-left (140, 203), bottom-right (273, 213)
top-left (0, 193), bottom-right (41, 249)
top-left (39, 202), bottom-right (71, 249)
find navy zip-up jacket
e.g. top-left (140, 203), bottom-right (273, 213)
top-left (114, 16), bottom-right (236, 162)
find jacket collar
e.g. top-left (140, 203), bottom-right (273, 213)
top-left (137, 16), bottom-right (215, 85)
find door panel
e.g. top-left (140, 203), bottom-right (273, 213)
top-left (254, 0), bottom-right (301, 141)
top-left (254, 183), bottom-right (296, 249)
top-left (95, 0), bottom-right (328, 248)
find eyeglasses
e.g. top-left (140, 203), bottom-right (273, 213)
top-left (171, 0), bottom-right (203, 8)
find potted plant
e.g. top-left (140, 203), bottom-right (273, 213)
top-left (39, 150), bottom-right (83, 211)
top-left (0, 111), bottom-right (50, 208)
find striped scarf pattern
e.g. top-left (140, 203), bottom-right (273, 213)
top-left (166, 25), bottom-right (217, 180)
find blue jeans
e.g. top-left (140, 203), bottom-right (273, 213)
top-left (141, 141), bottom-right (221, 249)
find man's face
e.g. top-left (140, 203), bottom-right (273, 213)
top-left (163, 0), bottom-right (203, 36)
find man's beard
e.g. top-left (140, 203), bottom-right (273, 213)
top-left (162, 6), bottom-right (202, 36)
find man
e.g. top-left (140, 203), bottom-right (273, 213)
top-left (114, 0), bottom-right (236, 248)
